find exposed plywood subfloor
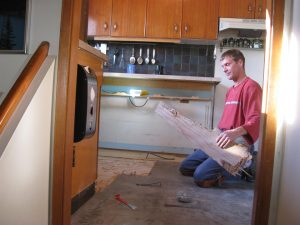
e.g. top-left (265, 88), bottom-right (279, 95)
top-left (96, 148), bottom-right (186, 192)
top-left (96, 157), bottom-right (155, 192)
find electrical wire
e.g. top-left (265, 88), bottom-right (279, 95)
top-left (101, 89), bottom-right (128, 94)
top-left (102, 89), bottom-right (150, 107)
top-left (136, 181), bottom-right (161, 187)
top-left (128, 96), bottom-right (149, 107)
top-left (146, 152), bottom-right (175, 160)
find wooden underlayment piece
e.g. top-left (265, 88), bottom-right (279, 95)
top-left (155, 102), bottom-right (251, 175)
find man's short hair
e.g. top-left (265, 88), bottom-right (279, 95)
top-left (220, 49), bottom-right (245, 68)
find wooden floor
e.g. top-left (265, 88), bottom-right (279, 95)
top-left (72, 149), bottom-right (254, 225)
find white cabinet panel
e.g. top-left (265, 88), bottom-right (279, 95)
top-left (99, 96), bottom-right (211, 153)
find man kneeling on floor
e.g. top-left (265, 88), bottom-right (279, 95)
top-left (179, 49), bottom-right (262, 188)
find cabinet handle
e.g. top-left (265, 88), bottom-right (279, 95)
top-left (72, 146), bottom-right (76, 167)
top-left (103, 22), bottom-right (108, 30)
top-left (174, 24), bottom-right (178, 33)
top-left (248, 3), bottom-right (253, 12)
top-left (113, 23), bottom-right (117, 30)
top-left (258, 6), bottom-right (262, 13)
top-left (184, 25), bottom-right (188, 33)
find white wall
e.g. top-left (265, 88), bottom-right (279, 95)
top-left (0, 55), bottom-right (29, 104)
top-left (28, 0), bottom-right (62, 55)
top-left (99, 96), bottom-right (211, 154)
top-left (273, 1), bottom-right (300, 224)
top-left (0, 0), bottom-right (62, 103)
top-left (0, 58), bottom-right (55, 225)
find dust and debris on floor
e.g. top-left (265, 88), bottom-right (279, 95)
top-left (73, 149), bottom-right (254, 225)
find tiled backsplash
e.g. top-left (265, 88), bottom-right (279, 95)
top-left (90, 41), bottom-right (216, 77)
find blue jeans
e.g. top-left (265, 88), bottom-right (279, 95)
top-left (179, 149), bottom-right (235, 182)
top-left (180, 143), bottom-right (255, 183)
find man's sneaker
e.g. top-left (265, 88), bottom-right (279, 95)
top-left (241, 152), bottom-right (257, 182)
top-left (195, 176), bottom-right (224, 188)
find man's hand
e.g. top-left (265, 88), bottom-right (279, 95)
top-left (216, 127), bottom-right (247, 148)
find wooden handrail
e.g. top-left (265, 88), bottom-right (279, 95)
top-left (0, 41), bottom-right (49, 134)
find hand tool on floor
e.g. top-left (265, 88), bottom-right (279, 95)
top-left (115, 194), bottom-right (137, 210)
top-left (136, 181), bottom-right (161, 187)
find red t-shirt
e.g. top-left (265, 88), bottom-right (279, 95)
top-left (218, 77), bottom-right (262, 145)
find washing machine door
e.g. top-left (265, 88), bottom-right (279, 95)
top-left (73, 65), bottom-right (98, 143)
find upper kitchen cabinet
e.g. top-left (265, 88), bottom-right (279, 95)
top-left (88, 0), bottom-right (220, 41)
top-left (88, 0), bottom-right (112, 36)
top-left (254, 0), bottom-right (266, 19)
top-left (182, 0), bottom-right (219, 40)
top-left (146, 0), bottom-right (182, 39)
top-left (111, 0), bottom-right (147, 37)
top-left (219, 0), bottom-right (266, 19)
top-left (88, 0), bottom-right (147, 38)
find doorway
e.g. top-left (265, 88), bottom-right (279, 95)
top-left (52, 0), bottom-right (285, 224)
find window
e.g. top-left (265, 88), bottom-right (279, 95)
top-left (0, 0), bottom-right (30, 53)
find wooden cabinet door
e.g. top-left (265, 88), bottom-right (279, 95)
top-left (71, 143), bottom-right (98, 197)
top-left (111, 0), bottom-right (147, 37)
top-left (146, 0), bottom-right (182, 39)
top-left (88, 0), bottom-right (112, 36)
top-left (219, 0), bottom-right (255, 19)
top-left (182, 0), bottom-right (219, 40)
top-left (255, 0), bottom-right (266, 19)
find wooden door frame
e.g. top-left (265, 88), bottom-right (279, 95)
top-left (51, 0), bottom-right (285, 224)
top-left (252, 0), bottom-right (285, 224)
top-left (52, 0), bottom-right (83, 224)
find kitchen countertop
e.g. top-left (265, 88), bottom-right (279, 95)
top-left (103, 72), bottom-right (221, 84)
top-left (79, 40), bottom-right (108, 61)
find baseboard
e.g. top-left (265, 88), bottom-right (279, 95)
top-left (99, 141), bottom-right (194, 155)
top-left (99, 148), bottom-right (187, 162)
top-left (71, 182), bottom-right (95, 214)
